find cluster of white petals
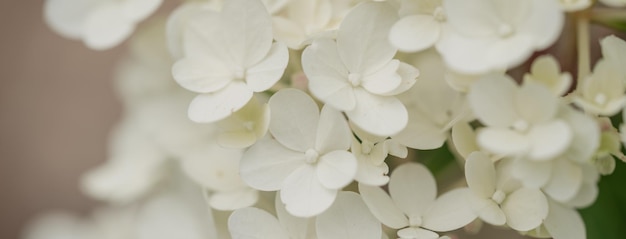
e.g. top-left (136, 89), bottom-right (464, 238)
top-left (30, 0), bottom-right (626, 239)
top-left (44, 0), bottom-right (162, 50)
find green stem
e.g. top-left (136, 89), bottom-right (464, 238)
top-left (576, 11), bottom-right (591, 87)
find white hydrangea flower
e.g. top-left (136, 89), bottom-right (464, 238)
top-left (172, 0), bottom-right (289, 123)
top-left (216, 96), bottom-right (270, 149)
top-left (601, 35), bottom-right (626, 80)
top-left (536, 199), bottom-right (586, 239)
top-left (240, 89), bottom-right (357, 217)
top-left (468, 75), bottom-right (573, 161)
top-left (437, 0), bottom-right (564, 74)
top-left (271, 0), bottom-right (338, 49)
top-left (389, 0), bottom-right (447, 52)
top-left (179, 141), bottom-right (258, 211)
top-left (464, 152), bottom-right (549, 232)
top-left (44, 0), bottom-right (162, 50)
top-left (165, 1), bottom-right (221, 59)
top-left (228, 191), bottom-right (381, 239)
top-left (350, 124), bottom-right (403, 187)
top-left (572, 59), bottom-right (626, 116)
top-left (302, 2), bottom-right (419, 136)
top-left (510, 105), bottom-right (600, 203)
top-left (523, 55), bottom-right (573, 96)
top-left (558, 0), bottom-right (592, 12)
top-left (26, 185), bottom-right (219, 239)
top-left (81, 119), bottom-right (167, 204)
top-left (393, 50), bottom-right (471, 150)
top-left (359, 163), bottom-right (476, 239)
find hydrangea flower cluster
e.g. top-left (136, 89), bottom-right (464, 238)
top-left (26, 0), bottom-right (626, 239)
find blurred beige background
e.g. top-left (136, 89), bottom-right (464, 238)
top-left (0, 1), bottom-right (123, 238)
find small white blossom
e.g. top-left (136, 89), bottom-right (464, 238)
top-left (469, 75), bottom-right (573, 161)
top-left (360, 163), bottom-right (476, 239)
top-left (302, 2), bottom-right (419, 136)
top-left (438, 0), bottom-right (564, 74)
top-left (573, 59), bottom-right (626, 116)
top-left (240, 89), bottom-right (357, 217)
top-left (523, 55), bottom-right (573, 96)
top-left (389, 0), bottom-right (447, 52)
top-left (228, 191), bottom-right (381, 239)
top-left (44, 0), bottom-right (162, 50)
top-left (172, 0), bottom-right (289, 123)
top-left (216, 96), bottom-right (270, 149)
top-left (393, 50), bottom-right (471, 150)
top-left (464, 152), bottom-right (549, 231)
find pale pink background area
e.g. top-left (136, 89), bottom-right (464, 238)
top-left (0, 1), bottom-right (122, 238)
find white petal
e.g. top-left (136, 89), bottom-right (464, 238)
top-left (397, 228), bottom-right (439, 239)
top-left (392, 108), bottom-right (446, 150)
top-left (390, 15), bottom-right (440, 52)
top-left (208, 189), bottom-right (258, 211)
top-left (385, 139), bottom-right (409, 158)
top-left (451, 122), bottom-right (479, 158)
top-left (381, 62), bottom-right (419, 96)
top-left (544, 199), bottom-right (585, 239)
top-left (511, 158), bottom-right (552, 189)
top-left (543, 159), bottom-right (583, 202)
top-left (317, 151), bottom-right (357, 189)
top-left (360, 60), bottom-right (402, 95)
top-left (272, 16), bottom-right (307, 49)
top-left (220, 0), bottom-right (273, 67)
top-left (275, 193), bottom-right (315, 239)
top-left (468, 75), bottom-right (519, 127)
top-left (121, 0), bottom-right (162, 22)
top-left (172, 57), bottom-right (232, 93)
top-left (468, 193), bottom-right (506, 226)
top-left (423, 188), bottom-right (478, 232)
top-left (268, 89), bottom-right (319, 152)
top-left (354, 153), bottom-right (390, 186)
top-left (246, 42), bottom-right (289, 92)
top-left (465, 152), bottom-right (496, 198)
top-left (240, 139), bottom-right (304, 191)
top-left (183, 10), bottom-right (229, 60)
top-left (565, 182), bottom-right (598, 208)
top-left (337, 2), bottom-right (398, 73)
top-left (347, 89), bottom-right (408, 137)
top-left (519, 0), bottom-right (564, 49)
top-left (281, 165), bottom-right (337, 217)
top-left (217, 131), bottom-right (257, 149)
top-left (515, 82), bottom-right (559, 123)
top-left (601, 35), bottom-right (626, 78)
top-left (43, 0), bottom-right (99, 39)
top-left (228, 207), bottom-right (289, 239)
top-left (358, 183), bottom-right (409, 229)
top-left (316, 105), bottom-right (352, 153)
top-left (181, 146), bottom-right (245, 191)
top-left (501, 188), bottom-right (549, 231)
top-left (302, 39), bottom-right (354, 111)
top-left (316, 192), bottom-right (382, 239)
top-left (389, 163), bottom-right (436, 217)
top-left (188, 82), bottom-right (253, 123)
top-left (560, 106), bottom-right (600, 162)
top-left (527, 120), bottom-right (573, 161)
top-left (83, 4), bottom-right (134, 50)
top-left (476, 128), bottom-right (530, 156)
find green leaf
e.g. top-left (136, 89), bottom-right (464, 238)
top-left (415, 143), bottom-right (456, 176)
top-left (579, 160), bottom-right (626, 239)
